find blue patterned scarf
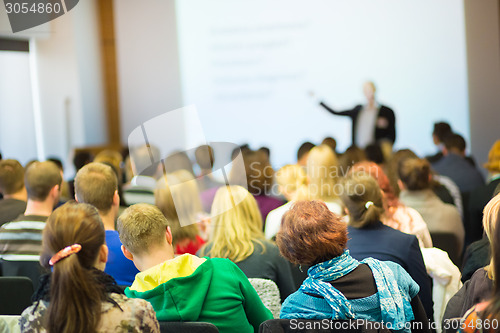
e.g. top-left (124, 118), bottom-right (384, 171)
top-left (286, 250), bottom-right (415, 331)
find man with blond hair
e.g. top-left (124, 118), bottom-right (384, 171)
top-left (0, 161), bottom-right (61, 261)
top-left (75, 162), bottom-right (138, 285)
top-left (117, 203), bottom-right (272, 333)
top-left (0, 159), bottom-right (27, 226)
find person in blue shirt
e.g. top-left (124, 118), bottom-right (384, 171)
top-left (75, 162), bottom-right (139, 285)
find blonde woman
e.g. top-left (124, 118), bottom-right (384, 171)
top-left (293, 145), bottom-right (343, 214)
top-left (155, 169), bottom-right (207, 255)
top-left (199, 186), bottom-right (295, 302)
top-left (264, 164), bottom-right (307, 239)
top-left (443, 193), bottom-right (500, 323)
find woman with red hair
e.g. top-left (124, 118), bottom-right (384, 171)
top-left (350, 161), bottom-right (432, 248)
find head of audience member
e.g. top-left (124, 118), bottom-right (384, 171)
top-left (155, 170), bottom-right (202, 247)
top-left (25, 161), bottom-right (62, 209)
top-left (306, 144), bottom-right (340, 201)
top-left (117, 203), bottom-right (174, 271)
top-left (72, 151), bottom-right (93, 172)
top-left (398, 158), bottom-right (431, 192)
top-left (350, 161), bottom-right (399, 212)
top-left (363, 81), bottom-right (376, 103)
top-left (94, 150), bottom-right (123, 178)
top-left (40, 202), bottom-right (108, 333)
top-left (481, 194), bottom-right (500, 321)
top-left (0, 159), bottom-right (26, 200)
top-left (387, 149), bottom-right (419, 197)
top-left (74, 163), bottom-right (119, 225)
top-left (230, 149), bottom-right (273, 196)
top-left (338, 145), bottom-right (366, 177)
top-left (201, 186), bottom-right (265, 263)
top-left (129, 144), bottom-right (161, 178)
top-left (231, 144), bottom-right (250, 161)
top-left (275, 164), bottom-right (308, 201)
top-left (432, 122), bottom-right (452, 146)
top-left (482, 194), bottom-right (500, 280)
top-left (47, 157), bottom-right (64, 172)
top-left (297, 141), bottom-right (315, 167)
top-left (485, 140), bottom-right (500, 177)
top-left (443, 133), bottom-right (466, 157)
top-left (195, 145), bottom-right (215, 174)
top-left (341, 173), bottom-right (385, 229)
top-left (364, 143), bottom-right (385, 165)
top-left (164, 150), bottom-right (195, 177)
top-left (321, 137), bottom-right (337, 154)
top-left (258, 146), bottom-right (271, 160)
top-left (25, 159), bottom-right (38, 171)
top-left (276, 200), bottom-right (347, 266)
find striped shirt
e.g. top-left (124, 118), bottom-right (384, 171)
top-left (0, 214), bottom-right (48, 261)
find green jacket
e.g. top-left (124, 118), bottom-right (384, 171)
top-left (125, 255), bottom-right (273, 333)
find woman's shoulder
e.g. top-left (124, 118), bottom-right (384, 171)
top-left (101, 293), bottom-right (159, 332)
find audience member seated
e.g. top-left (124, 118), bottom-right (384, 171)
top-left (426, 122), bottom-right (453, 164)
top-left (321, 137), bottom-right (337, 155)
top-left (341, 173), bottom-right (433, 320)
top-left (155, 169), bottom-right (207, 255)
top-left (0, 161), bottom-right (61, 262)
top-left (123, 144), bottom-right (161, 205)
top-left (432, 133), bottom-right (484, 193)
top-left (195, 144), bottom-right (223, 191)
top-left (75, 162), bottom-right (139, 286)
top-left (276, 201), bottom-right (427, 333)
top-left (265, 164), bottom-right (308, 240)
top-left (338, 145), bottom-right (366, 177)
top-left (0, 159), bottom-right (27, 227)
top-left (364, 143), bottom-right (385, 165)
top-left (94, 149), bottom-right (129, 207)
top-left (443, 194), bottom-right (500, 323)
top-left (20, 202), bottom-right (159, 332)
top-left (468, 140), bottom-right (500, 243)
top-left (67, 150), bottom-right (92, 200)
top-left (388, 149), bottom-right (462, 214)
top-left (457, 195), bottom-right (500, 333)
top-left (398, 157), bottom-right (465, 254)
top-left (47, 157), bottom-right (70, 204)
top-left (349, 161), bottom-right (433, 248)
top-left (296, 141), bottom-right (315, 167)
top-left (117, 203), bottom-right (273, 333)
top-left (296, 144), bottom-right (343, 213)
top-left (199, 186), bottom-right (296, 302)
top-left (230, 149), bottom-right (283, 223)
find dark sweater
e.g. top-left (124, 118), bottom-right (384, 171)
top-left (199, 241), bottom-right (297, 302)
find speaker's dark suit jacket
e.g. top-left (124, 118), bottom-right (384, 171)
top-left (320, 102), bottom-right (396, 146)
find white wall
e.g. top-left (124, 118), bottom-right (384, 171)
top-left (113, 0), bottom-right (185, 153)
top-left (0, 0), bottom-right (106, 173)
top-left (0, 51), bottom-right (37, 164)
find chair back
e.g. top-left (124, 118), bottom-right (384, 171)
top-left (249, 278), bottom-right (282, 319)
top-left (0, 259), bottom-right (47, 290)
top-left (159, 321), bottom-right (219, 333)
top-left (430, 232), bottom-right (462, 267)
top-left (0, 276), bottom-right (34, 315)
top-left (259, 319), bottom-right (392, 333)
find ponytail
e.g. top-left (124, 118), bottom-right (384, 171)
top-left (41, 202), bottom-right (107, 333)
top-left (341, 173), bottom-right (384, 228)
top-left (46, 255), bottom-right (105, 333)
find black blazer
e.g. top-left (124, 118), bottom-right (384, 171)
top-left (320, 102), bottom-right (396, 146)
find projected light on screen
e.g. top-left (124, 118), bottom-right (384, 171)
top-left (175, 0), bottom-right (469, 167)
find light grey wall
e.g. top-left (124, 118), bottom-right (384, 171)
top-left (114, 0), bottom-right (185, 153)
top-left (464, 0), bottom-right (500, 174)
